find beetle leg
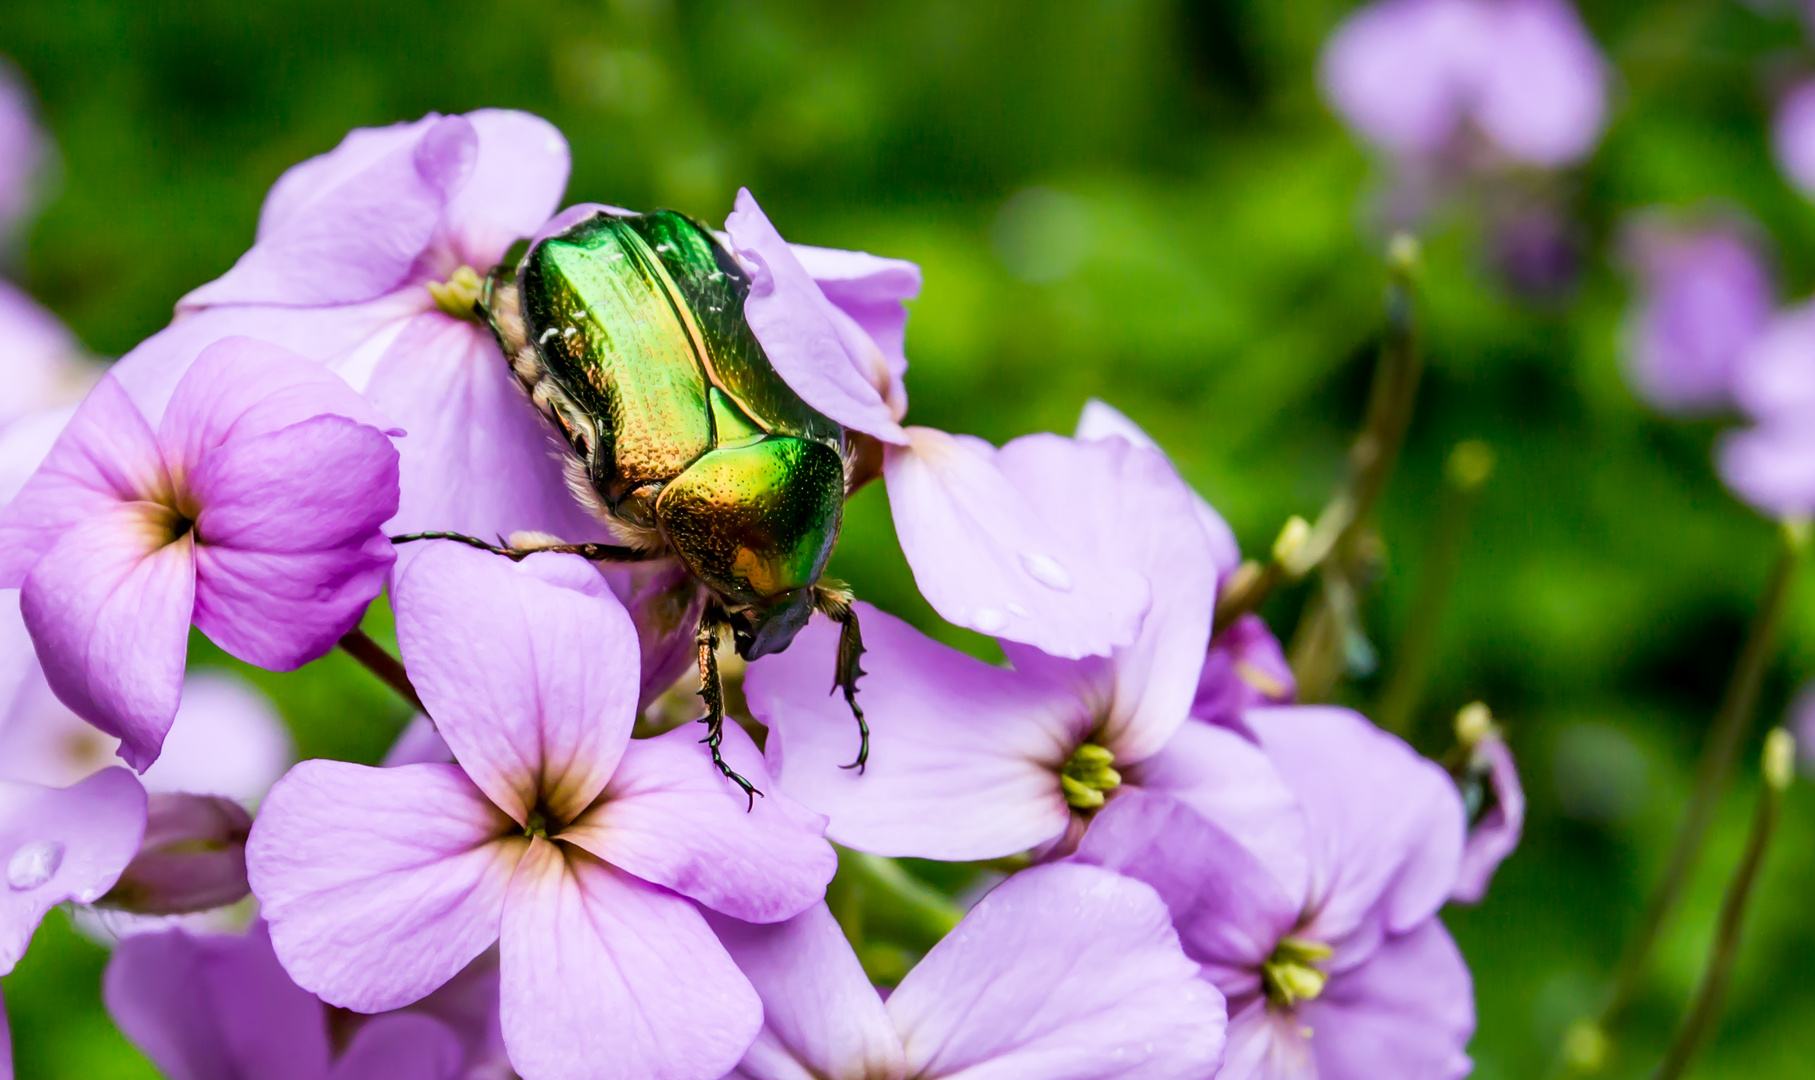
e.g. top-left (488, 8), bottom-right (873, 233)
top-left (813, 582), bottom-right (870, 773)
top-left (696, 611), bottom-right (762, 810)
top-left (388, 531), bottom-right (654, 564)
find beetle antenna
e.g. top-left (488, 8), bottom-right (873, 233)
top-left (389, 531), bottom-right (655, 564)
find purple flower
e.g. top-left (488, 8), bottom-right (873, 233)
top-left (1321, 0), bottom-right (1607, 169)
top-left (1452, 732), bottom-right (1525, 904)
top-left (1, 767), bottom-right (146, 974)
top-left (0, 63), bottom-right (47, 237)
top-left (726, 189), bottom-right (914, 445)
top-left (1620, 215), bottom-right (1774, 415)
top-left (1774, 79), bottom-right (1815, 198)
top-left (0, 281), bottom-right (93, 431)
top-left (107, 110), bottom-right (595, 547)
top-left (1193, 613), bottom-right (1297, 730)
top-left (0, 337), bottom-right (399, 769)
top-left (246, 542), bottom-right (836, 1080)
top-left (105, 922), bottom-right (468, 1080)
top-left (1719, 300), bottom-right (1815, 517)
top-left (707, 863), bottom-right (1227, 1080)
top-left (1074, 707), bottom-right (1474, 1080)
top-left (101, 794), bottom-right (253, 917)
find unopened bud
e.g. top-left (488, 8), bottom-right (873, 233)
top-left (1764, 727), bottom-right (1795, 793)
top-left (1455, 702), bottom-right (1496, 748)
top-left (1560, 1019), bottom-right (1608, 1073)
top-left (1387, 232), bottom-right (1421, 275)
top-left (1785, 517), bottom-right (1812, 553)
top-left (99, 794), bottom-right (252, 916)
top-left (1272, 516), bottom-right (1311, 569)
top-left (1445, 440), bottom-right (1495, 492)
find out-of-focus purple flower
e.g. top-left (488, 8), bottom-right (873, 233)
top-left (1619, 215), bottom-right (1774, 415)
top-left (1193, 614), bottom-right (1296, 729)
top-left (751, 429), bottom-right (1221, 861)
top-left (0, 282), bottom-right (93, 431)
top-left (1, 767), bottom-right (146, 974)
top-left (105, 922), bottom-right (467, 1080)
top-left (1718, 299), bottom-right (1815, 517)
top-left (247, 543), bottom-right (835, 1080)
top-left (708, 863), bottom-right (1227, 1080)
top-left (1074, 706), bottom-right (1474, 1080)
top-left (0, 338), bottom-right (398, 770)
top-left (1321, 0), bottom-right (1608, 169)
top-left (1451, 731), bottom-right (1525, 904)
top-left (1774, 79), bottom-right (1815, 198)
top-left (0, 63), bottom-right (48, 238)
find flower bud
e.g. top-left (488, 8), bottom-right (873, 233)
top-left (99, 794), bottom-right (253, 916)
top-left (1763, 727), bottom-right (1795, 793)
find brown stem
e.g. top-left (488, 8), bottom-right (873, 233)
top-left (1651, 729), bottom-right (1794, 1080)
top-left (1598, 521), bottom-right (1807, 1032)
top-left (1289, 235), bottom-right (1424, 701)
top-left (337, 627), bottom-right (426, 715)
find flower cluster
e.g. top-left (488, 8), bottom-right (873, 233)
top-left (0, 103), bottom-right (1515, 1080)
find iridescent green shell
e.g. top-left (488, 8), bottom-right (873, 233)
top-left (493, 209), bottom-right (845, 612)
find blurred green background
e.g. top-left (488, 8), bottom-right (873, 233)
top-left (5, 0), bottom-right (1815, 1076)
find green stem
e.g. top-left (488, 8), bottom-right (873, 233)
top-left (1597, 522), bottom-right (1807, 1033)
top-left (1375, 440), bottom-right (1494, 736)
top-left (1290, 235), bottom-right (1424, 702)
top-left (337, 626), bottom-right (426, 715)
top-left (1651, 729), bottom-right (1795, 1080)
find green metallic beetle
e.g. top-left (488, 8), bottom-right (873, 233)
top-left (401, 207), bottom-right (871, 802)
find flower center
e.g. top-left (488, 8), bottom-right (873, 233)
top-left (1262, 936), bottom-right (1332, 1009)
top-left (524, 806), bottom-right (550, 841)
top-left (427, 265), bottom-right (484, 321)
top-left (1060, 742), bottom-right (1121, 810)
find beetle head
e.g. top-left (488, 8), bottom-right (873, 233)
top-left (726, 588), bottom-right (814, 661)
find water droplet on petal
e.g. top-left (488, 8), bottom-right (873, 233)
top-left (973, 608), bottom-right (1008, 633)
top-left (8, 840), bottom-right (64, 891)
top-left (1007, 602), bottom-right (1030, 618)
top-left (1019, 551), bottom-right (1073, 592)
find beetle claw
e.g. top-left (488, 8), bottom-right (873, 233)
top-left (696, 611), bottom-right (763, 810)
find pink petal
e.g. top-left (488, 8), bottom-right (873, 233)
top-left (600, 559), bottom-right (708, 714)
top-left (748, 606), bottom-right (1079, 861)
top-left (1319, 0), bottom-right (1485, 158)
top-left (1217, 1000), bottom-right (1314, 1080)
top-left (331, 1013), bottom-right (465, 1080)
top-left (1452, 736), bottom-right (1525, 904)
top-left (138, 670), bottom-right (292, 802)
top-left (1474, 0), bottom-right (1608, 167)
top-left (882, 428), bottom-right (1151, 659)
top-left (1775, 80), bottom-right (1815, 199)
top-left (362, 312), bottom-right (607, 542)
top-left (0, 403), bottom-right (76, 510)
top-left (724, 190), bottom-right (909, 444)
top-left (996, 430), bottom-right (1219, 761)
top-left (1074, 398), bottom-right (1240, 574)
top-left (498, 840), bottom-right (761, 1080)
top-left (889, 863), bottom-right (1227, 1080)
top-left (255, 116), bottom-right (444, 240)
top-left (1302, 920), bottom-right (1475, 1080)
top-left (1733, 299), bottom-right (1815, 423)
top-left (20, 508), bottom-right (196, 771)
top-left (109, 294), bottom-right (425, 427)
top-left (0, 280), bottom-right (87, 429)
top-left (790, 242), bottom-right (921, 420)
top-left (704, 903), bottom-right (906, 1080)
top-left (1248, 707), bottom-right (1465, 952)
top-left (246, 761), bottom-right (525, 1012)
top-left (104, 923), bottom-right (331, 1080)
top-left (392, 544), bottom-right (638, 825)
top-left (1073, 790), bottom-right (1300, 1000)
top-left (0, 768), bottom-right (147, 974)
top-left (0, 376), bottom-right (170, 586)
top-left (187, 415), bottom-right (399, 670)
top-left (561, 722), bottom-right (834, 924)
top-left (440, 110), bottom-right (570, 269)
top-left (183, 115), bottom-right (475, 309)
top-left (158, 337), bottom-right (397, 476)
top-left (1717, 420), bottom-right (1815, 520)
top-left (1125, 719), bottom-right (1310, 909)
